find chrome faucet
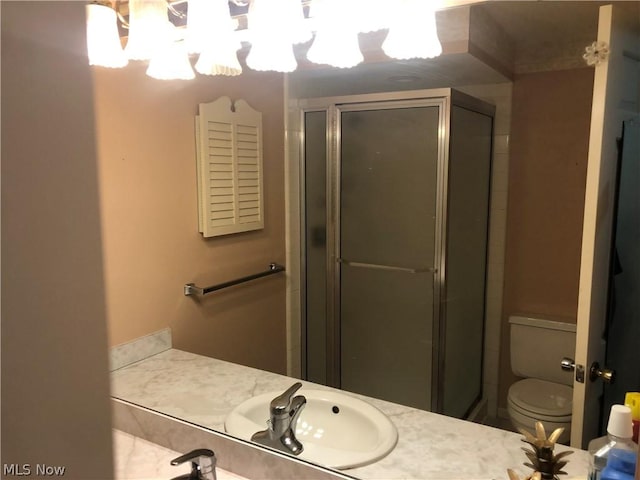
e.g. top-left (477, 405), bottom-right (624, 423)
top-left (251, 382), bottom-right (307, 455)
top-left (170, 449), bottom-right (216, 480)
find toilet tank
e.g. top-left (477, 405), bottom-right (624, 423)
top-left (510, 315), bottom-right (576, 386)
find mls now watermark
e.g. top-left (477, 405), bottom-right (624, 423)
top-left (3, 464), bottom-right (67, 476)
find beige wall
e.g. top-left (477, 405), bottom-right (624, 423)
top-left (498, 68), bottom-right (594, 409)
top-left (93, 64), bottom-right (287, 374)
top-left (1, 2), bottom-right (114, 477)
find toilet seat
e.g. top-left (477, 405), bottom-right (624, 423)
top-left (508, 378), bottom-right (573, 420)
top-left (507, 401), bottom-right (572, 444)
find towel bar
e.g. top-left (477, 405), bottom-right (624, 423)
top-left (184, 263), bottom-right (285, 296)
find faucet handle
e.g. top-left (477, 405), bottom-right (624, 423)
top-left (170, 449), bottom-right (216, 480)
top-left (270, 382), bottom-right (303, 415)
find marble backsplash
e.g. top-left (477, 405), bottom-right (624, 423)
top-left (110, 328), bottom-right (172, 371)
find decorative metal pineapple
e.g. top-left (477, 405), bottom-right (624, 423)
top-left (507, 469), bottom-right (541, 480)
top-left (507, 421), bottom-right (574, 480)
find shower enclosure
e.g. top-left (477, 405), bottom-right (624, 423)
top-left (300, 89), bottom-right (494, 417)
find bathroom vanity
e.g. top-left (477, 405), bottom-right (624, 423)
top-left (110, 333), bottom-right (590, 480)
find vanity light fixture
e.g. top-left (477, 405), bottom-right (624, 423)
top-left (382, 0), bottom-right (443, 60)
top-left (306, 0), bottom-right (363, 69)
top-left (85, 0), bottom-right (444, 78)
top-left (195, 41), bottom-right (243, 77)
top-left (188, 0), bottom-right (243, 76)
top-left (146, 22), bottom-right (195, 80)
top-left (283, 0), bottom-right (313, 45)
top-left (85, 2), bottom-right (128, 68)
top-left (124, 0), bottom-right (170, 61)
top-left (185, 0), bottom-right (216, 54)
top-left (245, 0), bottom-right (303, 73)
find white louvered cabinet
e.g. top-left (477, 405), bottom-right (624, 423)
top-left (195, 97), bottom-right (264, 237)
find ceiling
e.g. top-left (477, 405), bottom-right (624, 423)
top-left (480, 1), bottom-right (639, 72)
top-left (288, 1), bottom-right (640, 98)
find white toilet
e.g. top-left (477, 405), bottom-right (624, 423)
top-left (507, 315), bottom-right (576, 444)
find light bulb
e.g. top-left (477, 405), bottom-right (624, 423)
top-left (85, 3), bottom-right (128, 68)
top-left (125, 0), bottom-right (169, 61)
top-left (146, 23), bottom-right (195, 80)
top-left (307, 0), bottom-right (363, 69)
top-left (245, 0), bottom-right (298, 73)
top-left (383, 0), bottom-right (442, 60)
top-left (188, 0), bottom-right (243, 76)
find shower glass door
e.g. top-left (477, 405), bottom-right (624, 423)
top-left (302, 91), bottom-right (493, 417)
top-left (338, 105), bottom-right (441, 410)
top-left (441, 105), bottom-right (493, 417)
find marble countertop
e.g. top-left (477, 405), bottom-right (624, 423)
top-left (113, 429), bottom-right (248, 480)
top-left (111, 349), bottom-right (590, 480)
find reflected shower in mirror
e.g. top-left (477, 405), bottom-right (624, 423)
top-left (301, 91), bottom-right (493, 418)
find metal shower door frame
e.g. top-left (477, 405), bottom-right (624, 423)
top-left (299, 89), bottom-right (453, 412)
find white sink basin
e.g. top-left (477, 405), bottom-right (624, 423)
top-left (224, 388), bottom-right (398, 470)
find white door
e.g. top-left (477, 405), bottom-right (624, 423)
top-left (572, 4), bottom-right (640, 448)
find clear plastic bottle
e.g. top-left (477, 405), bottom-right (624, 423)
top-left (587, 405), bottom-right (637, 480)
top-left (600, 448), bottom-right (637, 480)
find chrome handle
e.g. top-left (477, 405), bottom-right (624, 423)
top-left (590, 362), bottom-right (616, 384)
top-left (337, 258), bottom-right (436, 274)
top-left (561, 357), bottom-right (576, 371)
top-left (170, 449), bottom-right (216, 480)
top-left (171, 449), bottom-right (214, 466)
top-left (270, 382), bottom-right (303, 415)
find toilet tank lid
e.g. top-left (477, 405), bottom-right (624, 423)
top-left (509, 315), bottom-right (577, 332)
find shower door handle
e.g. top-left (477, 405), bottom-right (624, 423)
top-left (337, 258), bottom-right (436, 274)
